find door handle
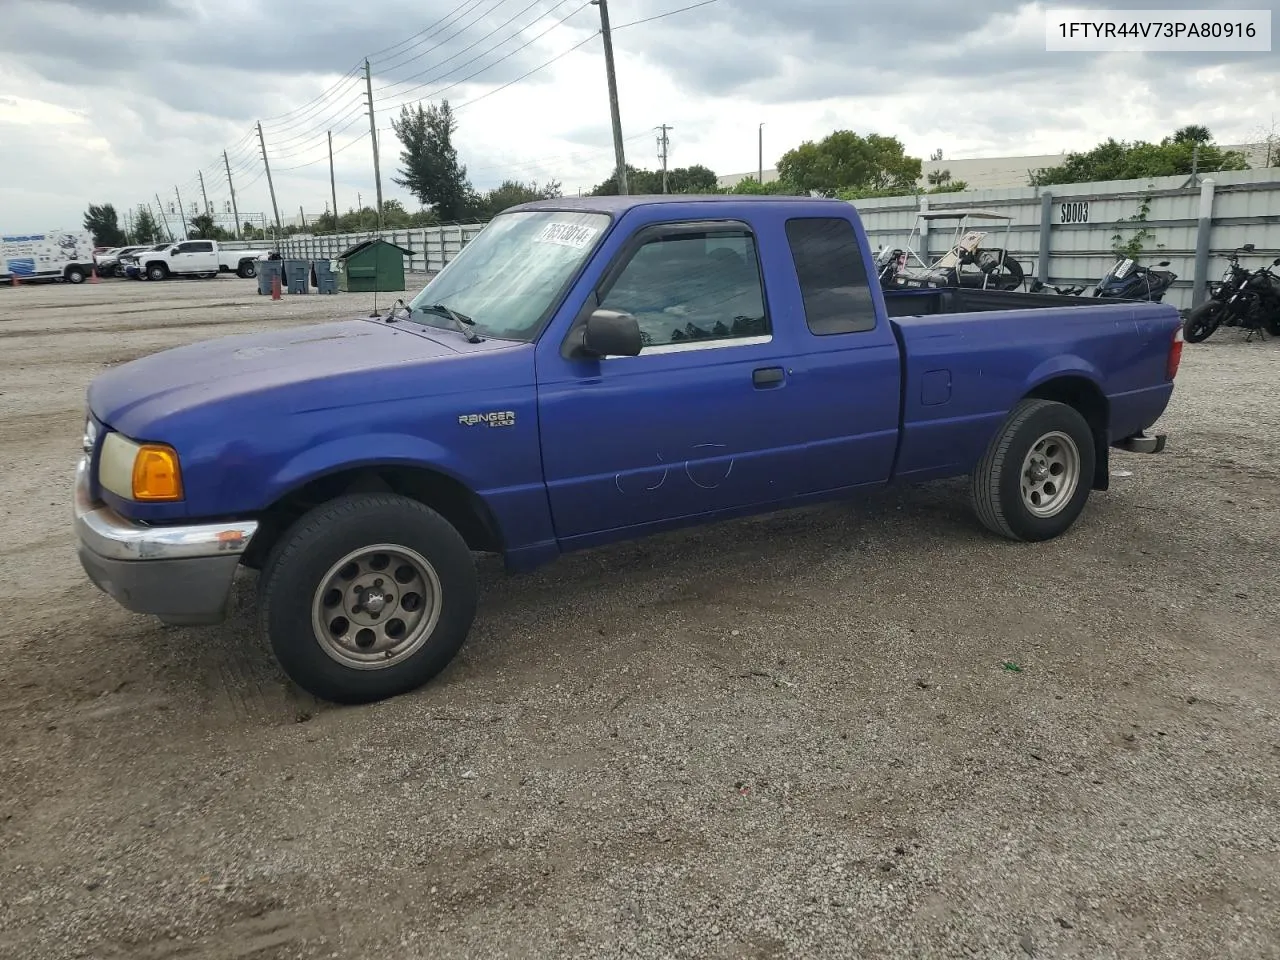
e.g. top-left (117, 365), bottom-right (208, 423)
top-left (752, 366), bottom-right (785, 388)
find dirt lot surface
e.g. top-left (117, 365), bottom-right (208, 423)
top-left (1, 276), bottom-right (1277, 960)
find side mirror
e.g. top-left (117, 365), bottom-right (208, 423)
top-left (580, 308), bottom-right (642, 358)
top-left (1156, 260), bottom-right (1171, 267)
top-left (1242, 243), bottom-right (1256, 252)
top-left (170, 247), bottom-right (179, 255)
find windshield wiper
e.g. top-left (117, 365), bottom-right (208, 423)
top-left (419, 302), bottom-right (481, 343)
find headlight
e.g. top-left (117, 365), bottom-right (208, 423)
top-left (99, 432), bottom-right (184, 502)
top-left (82, 418), bottom-right (98, 455)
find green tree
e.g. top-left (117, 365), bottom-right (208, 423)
top-left (472, 179), bottom-right (563, 218)
top-left (589, 164), bottom-right (719, 195)
top-left (391, 100), bottom-right (474, 221)
top-left (1029, 127), bottom-right (1248, 185)
top-left (726, 176), bottom-right (797, 195)
top-left (131, 206), bottom-right (162, 243)
top-left (83, 203), bottom-right (126, 246)
top-left (188, 213), bottom-right (228, 240)
top-left (777, 131), bottom-right (922, 197)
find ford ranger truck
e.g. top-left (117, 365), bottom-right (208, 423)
top-left (73, 196), bottom-right (1183, 705)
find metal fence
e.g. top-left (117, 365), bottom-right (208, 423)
top-left (220, 224), bottom-right (487, 275)
top-left (850, 167), bottom-right (1280, 311)
top-left (217, 169), bottom-right (1280, 311)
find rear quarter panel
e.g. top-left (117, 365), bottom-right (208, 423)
top-left (891, 301), bottom-right (1181, 481)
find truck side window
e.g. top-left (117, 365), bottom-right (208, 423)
top-left (599, 229), bottom-right (770, 349)
top-left (192, 241), bottom-right (214, 253)
top-left (784, 217), bottom-right (877, 335)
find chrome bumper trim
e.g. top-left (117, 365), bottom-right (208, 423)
top-left (74, 458), bottom-right (258, 562)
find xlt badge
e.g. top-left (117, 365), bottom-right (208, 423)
top-left (459, 411), bottom-right (515, 428)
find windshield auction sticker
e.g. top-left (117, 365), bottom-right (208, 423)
top-left (1045, 8), bottom-right (1271, 51)
top-left (534, 222), bottom-right (599, 248)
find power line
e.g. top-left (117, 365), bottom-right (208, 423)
top-left (371, 0), bottom-right (504, 77)
top-left (372, 0), bottom-right (577, 96)
top-left (455, 29), bottom-right (597, 110)
top-left (612, 0), bottom-right (720, 30)
top-left (363, 0), bottom-right (493, 64)
top-left (374, 1), bottom-right (592, 112)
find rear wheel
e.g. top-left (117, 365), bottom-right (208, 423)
top-left (237, 260), bottom-right (257, 279)
top-left (65, 266), bottom-right (85, 284)
top-left (971, 398), bottom-right (1096, 542)
top-left (257, 494), bottom-right (479, 705)
top-left (1183, 300), bottom-right (1224, 343)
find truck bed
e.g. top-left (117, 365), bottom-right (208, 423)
top-left (885, 295), bottom-right (1181, 485)
top-left (883, 287), bottom-right (1103, 317)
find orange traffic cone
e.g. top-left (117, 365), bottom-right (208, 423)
top-left (271, 274), bottom-right (282, 300)
top-left (9, 273), bottom-right (18, 287)
top-left (90, 266), bottom-right (99, 284)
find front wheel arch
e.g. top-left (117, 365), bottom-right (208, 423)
top-left (242, 463), bottom-right (504, 570)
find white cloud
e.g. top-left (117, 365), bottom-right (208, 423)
top-left (0, 0), bottom-right (1276, 233)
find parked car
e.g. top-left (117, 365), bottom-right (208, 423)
top-left (95, 245), bottom-right (149, 278)
top-left (132, 239), bottom-right (271, 281)
top-left (73, 196), bottom-right (1183, 705)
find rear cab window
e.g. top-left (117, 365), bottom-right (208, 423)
top-left (784, 217), bottom-right (878, 335)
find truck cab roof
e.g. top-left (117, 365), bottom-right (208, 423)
top-left (508, 194), bottom-right (851, 216)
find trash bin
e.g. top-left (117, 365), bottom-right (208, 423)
top-left (334, 238), bottom-right (413, 293)
top-left (284, 259), bottom-right (310, 294)
top-left (312, 259), bottom-right (338, 295)
top-left (256, 258), bottom-right (284, 296)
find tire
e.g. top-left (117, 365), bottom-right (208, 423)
top-left (257, 493), bottom-right (479, 705)
top-left (147, 263), bottom-right (168, 281)
top-left (1183, 300), bottom-right (1224, 343)
top-left (237, 260), bottom-right (257, 279)
top-left (65, 267), bottom-right (85, 284)
top-left (971, 398), bottom-right (1096, 543)
top-left (113, 265), bottom-right (125, 278)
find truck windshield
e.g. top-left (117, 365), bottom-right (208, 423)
top-left (405, 210), bottom-right (610, 342)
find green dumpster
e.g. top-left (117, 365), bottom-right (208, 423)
top-left (335, 238), bottom-right (413, 293)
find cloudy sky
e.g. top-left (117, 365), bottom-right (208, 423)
top-left (2, 0), bottom-right (1277, 234)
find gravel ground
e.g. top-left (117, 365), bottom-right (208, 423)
top-left (1, 276), bottom-right (1277, 960)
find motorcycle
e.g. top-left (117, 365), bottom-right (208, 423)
top-left (1182, 243), bottom-right (1280, 343)
top-left (1029, 255), bottom-right (1176, 301)
top-left (1093, 256), bottom-right (1177, 302)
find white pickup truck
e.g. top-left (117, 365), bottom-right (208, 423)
top-left (133, 239), bottom-right (272, 281)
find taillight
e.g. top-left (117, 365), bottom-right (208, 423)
top-left (1167, 326), bottom-right (1184, 380)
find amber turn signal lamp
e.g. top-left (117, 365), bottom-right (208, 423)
top-left (132, 444), bottom-right (184, 501)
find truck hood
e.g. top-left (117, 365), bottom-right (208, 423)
top-left (88, 317), bottom-right (515, 437)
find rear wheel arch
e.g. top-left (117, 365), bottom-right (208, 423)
top-left (242, 464), bottom-right (504, 570)
top-left (1023, 375), bottom-right (1110, 491)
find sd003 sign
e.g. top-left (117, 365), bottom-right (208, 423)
top-left (1059, 200), bottom-right (1090, 224)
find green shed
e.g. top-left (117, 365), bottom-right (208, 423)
top-left (335, 238), bottom-right (414, 293)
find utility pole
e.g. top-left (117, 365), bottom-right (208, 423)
top-left (593, 0), bottom-right (628, 195)
top-left (174, 184), bottom-right (188, 239)
top-left (758, 122), bottom-right (764, 185)
top-left (154, 193), bottom-right (172, 242)
top-left (223, 150), bottom-right (242, 240)
top-left (256, 121), bottom-right (283, 239)
top-left (197, 170), bottom-right (210, 218)
top-left (365, 59), bottom-right (384, 229)
top-left (657, 124), bottom-right (672, 193)
top-left (328, 130), bottom-right (339, 235)
top-left (299, 206), bottom-right (307, 231)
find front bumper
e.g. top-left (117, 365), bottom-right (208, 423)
top-left (73, 459), bottom-right (259, 625)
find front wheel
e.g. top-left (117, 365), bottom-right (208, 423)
top-left (971, 398), bottom-right (1096, 542)
top-left (1183, 300), bottom-right (1225, 343)
top-left (147, 264), bottom-right (168, 281)
top-left (65, 267), bottom-right (85, 284)
top-left (237, 260), bottom-right (257, 279)
top-left (257, 493), bottom-right (479, 705)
